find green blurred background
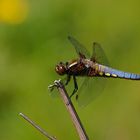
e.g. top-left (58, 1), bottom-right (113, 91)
top-left (0, 0), bottom-right (140, 140)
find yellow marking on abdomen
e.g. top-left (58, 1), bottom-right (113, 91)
top-left (99, 72), bottom-right (103, 76)
top-left (105, 73), bottom-right (111, 76)
top-left (111, 74), bottom-right (117, 77)
top-left (95, 65), bottom-right (98, 72)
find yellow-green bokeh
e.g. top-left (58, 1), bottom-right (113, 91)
top-left (0, 0), bottom-right (140, 140)
top-left (0, 0), bottom-right (28, 24)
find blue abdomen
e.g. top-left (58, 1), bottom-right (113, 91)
top-left (99, 65), bottom-right (140, 80)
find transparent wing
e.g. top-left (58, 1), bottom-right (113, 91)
top-left (92, 42), bottom-right (110, 66)
top-left (68, 36), bottom-right (90, 58)
top-left (76, 42), bottom-right (109, 107)
top-left (76, 77), bottom-right (106, 107)
top-left (49, 86), bottom-right (59, 98)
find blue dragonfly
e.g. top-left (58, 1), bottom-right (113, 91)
top-left (54, 36), bottom-right (140, 106)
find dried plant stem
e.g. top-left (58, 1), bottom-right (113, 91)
top-left (19, 113), bottom-right (57, 140)
top-left (51, 80), bottom-right (89, 140)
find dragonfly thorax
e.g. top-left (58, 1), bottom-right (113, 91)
top-left (81, 58), bottom-right (94, 68)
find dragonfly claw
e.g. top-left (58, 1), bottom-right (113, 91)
top-left (48, 79), bottom-right (62, 91)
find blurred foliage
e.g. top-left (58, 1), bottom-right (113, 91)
top-left (0, 0), bottom-right (140, 140)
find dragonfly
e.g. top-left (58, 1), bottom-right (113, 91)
top-left (54, 36), bottom-right (140, 106)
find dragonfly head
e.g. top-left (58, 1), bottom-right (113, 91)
top-left (55, 62), bottom-right (66, 75)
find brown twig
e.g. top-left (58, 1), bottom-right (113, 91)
top-left (48, 80), bottom-right (89, 140)
top-left (19, 113), bottom-right (57, 140)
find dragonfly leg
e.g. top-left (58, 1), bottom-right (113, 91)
top-left (70, 75), bottom-right (78, 98)
top-left (64, 62), bottom-right (71, 85)
top-left (65, 74), bottom-right (71, 85)
top-left (66, 62), bottom-right (69, 66)
top-left (76, 94), bottom-right (79, 100)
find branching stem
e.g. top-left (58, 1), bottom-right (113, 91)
top-left (49, 80), bottom-right (89, 140)
top-left (19, 113), bottom-right (57, 140)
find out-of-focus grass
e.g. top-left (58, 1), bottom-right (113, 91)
top-left (0, 0), bottom-right (140, 140)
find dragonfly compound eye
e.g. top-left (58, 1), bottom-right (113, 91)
top-left (55, 64), bottom-right (66, 75)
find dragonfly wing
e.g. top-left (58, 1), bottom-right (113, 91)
top-left (92, 42), bottom-right (110, 66)
top-left (76, 42), bottom-right (109, 106)
top-left (67, 39), bottom-right (109, 106)
top-left (68, 36), bottom-right (90, 58)
top-left (49, 87), bottom-right (59, 98)
top-left (76, 76), bottom-right (106, 107)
